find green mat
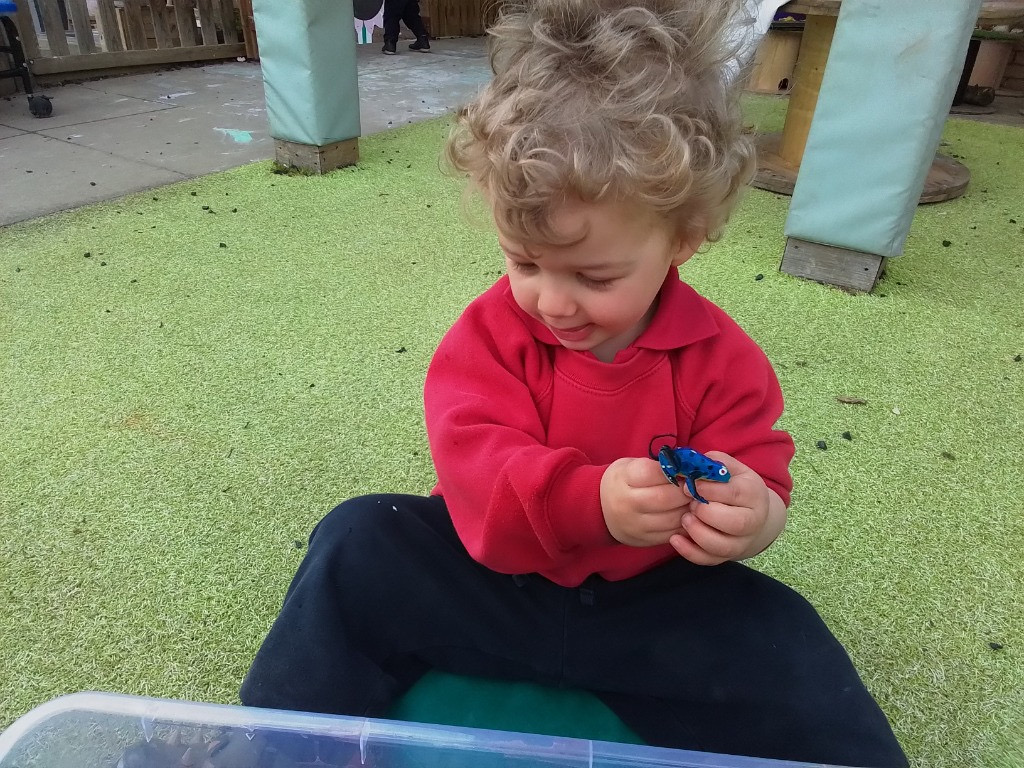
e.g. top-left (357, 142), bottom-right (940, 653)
top-left (1, 95), bottom-right (1022, 767)
top-left (391, 672), bottom-right (642, 743)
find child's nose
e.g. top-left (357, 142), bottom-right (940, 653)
top-left (536, 282), bottom-right (576, 318)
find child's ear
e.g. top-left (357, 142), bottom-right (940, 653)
top-left (670, 228), bottom-right (706, 267)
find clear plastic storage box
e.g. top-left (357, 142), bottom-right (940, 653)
top-left (0, 693), bottom-right (832, 768)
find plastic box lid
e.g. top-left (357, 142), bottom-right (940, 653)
top-left (0, 693), bottom-right (834, 768)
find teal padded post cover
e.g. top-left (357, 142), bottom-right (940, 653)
top-left (251, 0), bottom-right (361, 146)
top-left (784, 0), bottom-right (982, 258)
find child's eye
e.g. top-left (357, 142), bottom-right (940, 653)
top-left (507, 261), bottom-right (537, 274)
top-left (577, 274), bottom-right (616, 289)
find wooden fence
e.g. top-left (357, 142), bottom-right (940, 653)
top-left (10, 0), bottom-right (246, 79)
top-left (423, 0), bottom-right (503, 37)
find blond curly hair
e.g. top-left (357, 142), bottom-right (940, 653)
top-left (445, 0), bottom-right (756, 245)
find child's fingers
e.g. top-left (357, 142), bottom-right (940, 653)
top-left (689, 476), bottom-right (752, 510)
top-left (631, 482), bottom-right (691, 514)
top-left (616, 507), bottom-right (688, 546)
top-left (687, 498), bottom-right (763, 537)
top-left (624, 456), bottom-right (674, 488)
top-left (685, 465), bottom-right (768, 520)
top-left (703, 451), bottom-right (753, 477)
top-left (679, 513), bottom-right (749, 561)
top-left (668, 531), bottom-right (728, 566)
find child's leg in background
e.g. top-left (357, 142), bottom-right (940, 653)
top-left (400, 0), bottom-right (428, 42)
top-left (239, 494), bottom-right (567, 716)
top-left (565, 561), bottom-right (909, 768)
top-left (381, 0), bottom-right (405, 45)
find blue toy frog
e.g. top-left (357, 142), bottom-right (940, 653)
top-left (656, 445), bottom-right (731, 504)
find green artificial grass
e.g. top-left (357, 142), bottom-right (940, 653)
top-left (1, 94), bottom-right (1022, 767)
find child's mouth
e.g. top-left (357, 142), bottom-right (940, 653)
top-left (548, 323), bottom-right (593, 342)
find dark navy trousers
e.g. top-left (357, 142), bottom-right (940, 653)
top-left (382, 0), bottom-right (427, 43)
top-left (240, 494), bottom-right (908, 767)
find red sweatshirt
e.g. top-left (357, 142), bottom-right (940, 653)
top-left (424, 269), bottom-right (794, 587)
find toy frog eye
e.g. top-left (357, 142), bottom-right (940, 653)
top-left (718, 466), bottom-right (728, 476)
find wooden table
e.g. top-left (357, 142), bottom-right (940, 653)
top-left (753, 0), bottom-right (1024, 203)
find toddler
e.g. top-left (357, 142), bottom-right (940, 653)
top-left (242, 2), bottom-right (908, 765)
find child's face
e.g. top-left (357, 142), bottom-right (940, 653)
top-left (497, 198), bottom-right (699, 362)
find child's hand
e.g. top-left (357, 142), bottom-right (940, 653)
top-left (600, 457), bottom-right (691, 547)
top-left (667, 452), bottom-right (786, 566)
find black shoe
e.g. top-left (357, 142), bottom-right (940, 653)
top-left (409, 36), bottom-right (430, 51)
top-left (382, 40), bottom-right (397, 55)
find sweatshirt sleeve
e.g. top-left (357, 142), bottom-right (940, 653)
top-left (423, 292), bottom-right (614, 575)
top-left (680, 313), bottom-right (795, 507)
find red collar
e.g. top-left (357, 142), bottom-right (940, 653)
top-left (503, 267), bottom-right (720, 353)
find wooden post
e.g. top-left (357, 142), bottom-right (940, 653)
top-left (37, 0), bottom-right (71, 55)
top-left (780, 238), bottom-right (886, 293)
top-left (217, 0), bottom-right (238, 43)
top-left (120, 0), bottom-right (149, 49)
top-left (252, 0), bottom-right (361, 174)
top-left (778, 14), bottom-right (837, 167)
top-left (67, 0), bottom-right (98, 53)
top-left (778, 0), bottom-right (993, 292)
top-left (969, 38), bottom-right (1014, 88)
top-left (174, 0), bottom-right (200, 47)
top-left (237, 0), bottom-right (258, 59)
top-left (196, 0), bottom-right (218, 44)
top-left (274, 138), bottom-right (359, 174)
top-left (151, 2), bottom-right (174, 49)
top-left (746, 28), bottom-right (802, 94)
top-left (423, 0), bottom-right (496, 36)
top-left (13, 0), bottom-right (42, 59)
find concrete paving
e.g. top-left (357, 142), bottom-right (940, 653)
top-left (0, 36), bottom-right (492, 226)
top-left (4, 34), bottom-right (1021, 228)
